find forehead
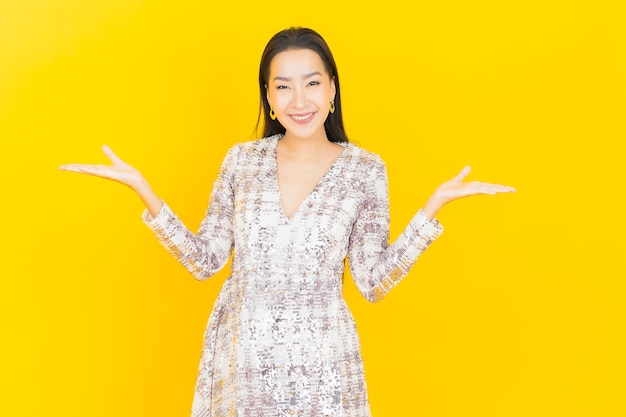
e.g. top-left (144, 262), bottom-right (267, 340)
top-left (269, 48), bottom-right (328, 78)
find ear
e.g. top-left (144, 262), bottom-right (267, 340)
top-left (265, 84), bottom-right (270, 105)
top-left (330, 78), bottom-right (336, 101)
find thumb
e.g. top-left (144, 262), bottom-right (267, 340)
top-left (102, 144), bottom-right (123, 164)
top-left (453, 165), bottom-right (471, 182)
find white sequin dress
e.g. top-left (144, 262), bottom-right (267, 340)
top-left (143, 135), bottom-right (443, 417)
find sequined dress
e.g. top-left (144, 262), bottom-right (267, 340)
top-left (142, 135), bottom-right (443, 417)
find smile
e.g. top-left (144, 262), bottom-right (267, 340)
top-left (290, 112), bottom-right (315, 123)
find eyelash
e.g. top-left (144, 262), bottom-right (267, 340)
top-left (275, 81), bottom-right (321, 90)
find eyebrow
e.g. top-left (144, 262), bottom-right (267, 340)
top-left (272, 71), bottom-right (322, 82)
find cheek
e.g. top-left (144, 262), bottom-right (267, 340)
top-left (310, 88), bottom-right (331, 103)
top-left (271, 93), bottom-right (291, 109)
top-left (318, 90), bottom-right (333, 106)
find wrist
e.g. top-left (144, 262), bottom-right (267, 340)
top-left (131, 178), bottom-right (163, 217)
top-left (422, 195), bottom-right (445, 221)
top-left (130, 175), bottom-right (150, 193)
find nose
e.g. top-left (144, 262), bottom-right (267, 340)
top-left (292, 85), bottom-right (307, 109)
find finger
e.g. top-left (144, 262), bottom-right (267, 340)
top-left (478, 183), bottom-right (516, 193)
top-left (102, 144), bottom-right (124, 165)
top-left (453, 165), bottom-right (471, 182)
top-left (59, 164), bottom-right (87, 173)
top-left (471, 183), bottom-right (516, 195)
top-left (59, 163), bottom-right (111, 178)
top-left (498, 185), bottom-right (516, 192)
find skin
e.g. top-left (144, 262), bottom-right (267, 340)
top-left (59, 47), bottom-right (515, 220)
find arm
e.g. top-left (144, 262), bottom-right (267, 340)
top-left (347, 158), bottom-right (443, 303)
top-left (141, 146), bottom-right (238, 280)
top-left (60, 144), bottom-right (237, 280)
top-left (347, 161), bottom-right (515, 303)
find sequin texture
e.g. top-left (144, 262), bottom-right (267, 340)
top-left (143, 135), bottom-right (443, 416)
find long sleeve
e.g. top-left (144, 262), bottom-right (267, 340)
top-left (347, 156), bottom-right (443, 302)
top-left (141, 145), bottom-right (239, 281)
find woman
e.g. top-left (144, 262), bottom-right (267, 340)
top-left (60, 27), bottom-right (514, 417)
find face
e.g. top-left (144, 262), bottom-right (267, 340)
top-left (266, 48), bottom-right (336, 141)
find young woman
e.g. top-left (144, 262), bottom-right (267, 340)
top-left (60, 27), bottom-right (514, 417)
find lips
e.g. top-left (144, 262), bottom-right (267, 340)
top-left (290, 112), bottom-right (315, 124)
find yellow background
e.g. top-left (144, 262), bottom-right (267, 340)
top-left (1, 1), bottom-right (624, 416)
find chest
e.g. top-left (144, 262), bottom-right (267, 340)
top-left (275, 159), bottom-right (338, 220)
top-left (231, 155), bottom-right (363, 247)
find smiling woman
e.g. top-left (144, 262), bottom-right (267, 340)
top-left (266, 49), bottom-right (336, 143)
top-left (257, 27), bottom-right (348, 144)
top-left (59, 27), bottom-right (515, 417)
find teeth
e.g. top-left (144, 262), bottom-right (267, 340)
top-left (292, 113), bottom-right (313, 121)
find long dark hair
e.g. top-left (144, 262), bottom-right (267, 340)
top-left (256, 27), bottom-right (348, 143)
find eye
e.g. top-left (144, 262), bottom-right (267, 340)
top-left (307, 81), bottom-right (320, 87)
top-left (276, 85), bottom-right (289, 90)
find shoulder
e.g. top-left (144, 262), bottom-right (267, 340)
top-left (226, 134), bottom-right (280, 158)
top-left (221, 134), bottom-right (281, 163)
top-left (344, 142), bottom-right (386, 174)
top-left (341, 143), bottom-right (389, 200)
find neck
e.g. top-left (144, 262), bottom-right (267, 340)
top-left (280, 131), bottom-right (331, 155)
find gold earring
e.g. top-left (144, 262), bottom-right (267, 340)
top-left (269, 107), bottom-right (277, 120)
top-left (329, 100), bottom-right (335, 113)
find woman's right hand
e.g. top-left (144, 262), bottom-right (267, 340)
top-left (60, 145), bottom-right (163, 217)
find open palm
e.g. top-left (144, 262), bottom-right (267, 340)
top-left (434, 166), bottom-right (515, 205)
top-left (435, 166), bottom-right (515, 204)
top-left (422, 165), bottom-right (515, 219)
top-left (59, 145), bottom-right (144, 189)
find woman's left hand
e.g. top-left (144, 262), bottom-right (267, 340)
top-left (422, 166), bottom-right (515, 220)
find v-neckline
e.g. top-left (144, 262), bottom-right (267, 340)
top-left (272, 136), bottom-right (348, 221)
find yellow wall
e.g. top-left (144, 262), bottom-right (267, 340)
top-left (1, 1), bottom-right (624, 416)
